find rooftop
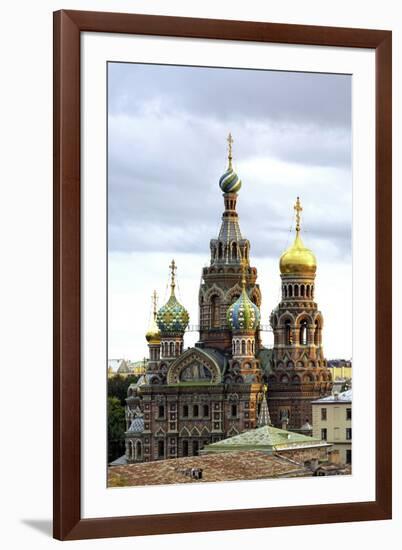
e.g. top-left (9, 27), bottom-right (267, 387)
top-left (202, 425), bottom-right (327, 454)
top-left (311, 389), bottom-right (352, 404)
top-left (108, 451), bottom-right (310, 487)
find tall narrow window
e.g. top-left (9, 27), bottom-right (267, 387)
top-left (231, 404), bottom-right (238, 417)
top-left (193, 404), bottom-right (199, 417)
top-left (203, 404), bottom-right (209, 417)
top-left (300, 319), bottom-right (308, 345)
top-left (285, 320), bottom-right (292, 345)
top-left (183, 404), bottom-right (189, 418)
top-left (211, 295), bottom-right (220, 328)
top-left (231, 242), bottom-right (237, 261)
top-left (182, 440), bottom-right (189, 457)
top-left (158, 440), bottom-right (164, 458)
top-left (314, 320), bottom-right (320, 346)
top-left (158, 405), bottom-right (165, 418)
top-left (321, 408), bottom-right (327, 421)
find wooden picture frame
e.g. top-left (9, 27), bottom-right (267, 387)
top-left (53, 9), bottom-right (392, 541)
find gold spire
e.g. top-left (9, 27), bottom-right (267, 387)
top-left (227, 132), bottom-right (233, 169)
top-left (279, 197), bottom-right (317, 276)
top-left (239, 249), bottom-right (247, 290)
top-left (145, 290), bottom-right (161, 344)
top-left (151, 290), bottom-right (158, 319)
top-left (169, 259), bottom-right (177, 295)
top-left (294, 196), bottom-right (303, 232)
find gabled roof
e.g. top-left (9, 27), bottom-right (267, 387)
top-left (203, 425), bottom-right (327, 454)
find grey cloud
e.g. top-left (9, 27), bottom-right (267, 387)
top-left (108, 63), bottom-right (352, 263)
top-left (108, 62), bottom-right (351, 128)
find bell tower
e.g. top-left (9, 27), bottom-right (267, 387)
top-left (198, 134), bottom-right (261, 351)
top-left (268, 198), bottom-right (332, 430)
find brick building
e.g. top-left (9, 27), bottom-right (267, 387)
top-left (123, 136), bottom-right (332, 464)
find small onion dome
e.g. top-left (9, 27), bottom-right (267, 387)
top-left (157, 294), bottom-right (189, 335)
top-left (157, 261), bottom-right (189, 335)
top-left (279, 232), bottom-right (317, 275)
top-left (227, 287), bottom-right (260, 332)
top-left (219, 166), bottom-right (242, 194)
top-left (145, 315), bottom-right (161, 344)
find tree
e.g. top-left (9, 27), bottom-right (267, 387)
top-left (108, 396), bottom-right (126, 462)
top-left (107, 374), bottom-right (138, 405)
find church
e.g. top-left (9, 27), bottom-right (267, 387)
top-left (124, 135), bottom-right (332, 463)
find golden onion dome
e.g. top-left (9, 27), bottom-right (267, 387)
top-left (145, 290), bottom-right (161, 344)
top-left (145, 317), bottom-right (161, 344)
top-left (279, 197), bottom-right (317, 276)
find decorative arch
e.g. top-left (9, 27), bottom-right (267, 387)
top-left (292, 374), bottom-right (301, 384)
top-left (225, 283), bottom-right (242, 304)
top-left (280, 374), bottom-right (290, 384)
top-left (167, 348), bottom-right (222, 385)
top-left (180, 426), bottom-right (191, 437)
top-left (250, 287), bottom-right (262, 307)
top-left (204, 284), bottom-right (225, 302)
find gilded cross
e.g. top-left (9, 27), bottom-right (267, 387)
top-left (169, 259), bottom-right (177, 292)
top-left (294, 196), bottom-right (303, 232)
top-left (151, 290), bottom-right (158, 316)
top-left (227, 132), bottom-right (233, 168)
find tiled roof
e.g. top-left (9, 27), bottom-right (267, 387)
top-left (108, 451), bottom-right (308, 487)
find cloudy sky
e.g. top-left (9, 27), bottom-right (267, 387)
top-left (108, 62), bottom-right (352, 361)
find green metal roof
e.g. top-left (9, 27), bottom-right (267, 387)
top-left (202, 425), bottom-right (324, 454)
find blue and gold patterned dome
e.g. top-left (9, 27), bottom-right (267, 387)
top-left (227, 262), bottom-right (260, 332)
top-left (219, 133), bottom-right (242, 194)
top-left (156, 260), bottom-right (189, 335)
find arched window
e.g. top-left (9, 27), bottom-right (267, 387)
top-left (311, 285), bottom-right (314, 299)
top-left (193, 404), bottom-right (199, 417)
top-left (218, 242), bottom-right (223, 259)
top-left (314, 320), bottom-right (320, 346)
top-left (306, 285), bottom-right (310, 298)
top-left (136, 440), bottom-right (142, 460)
top-left (169, 341), bottom-right (174, 356)
top-left (203, 404), bottom-right (209, 417)
top-left (301, 284), bottom-right (305, 297)
top-left (183, 404), bottom-right (189, 417)
top-left (285, 320), bottom-right (292, 345)
top-left (289, 285), bottom-right (293, 297)
top-left (241, 340), bottom-right (246, 355)
top-left (183, 440), bottom-right (189, 457)
top-left (158, 440), bottom-right (164, 458)
top-left (295, 285), bottom-right (299, 297)
top-left (284, 285), bottom-right (287, 298)
top-left (236, 340), bottom-right (240, 355)
top-left (211, 295), bottom-right (220, 328)
top-left (300, 319), bottom-right (308, 345)
top-left (231, 242), bottom-right (238, 261)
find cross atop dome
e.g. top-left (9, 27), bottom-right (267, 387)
top-left (169, 259), bottom-right (177, 294)
top-left (294, 196), bottom-right (303, 232)
top-left (227, 132), bottom-right (233, 168)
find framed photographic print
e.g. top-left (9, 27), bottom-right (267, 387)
top-left (53, 10), bottom-right (392, 541)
